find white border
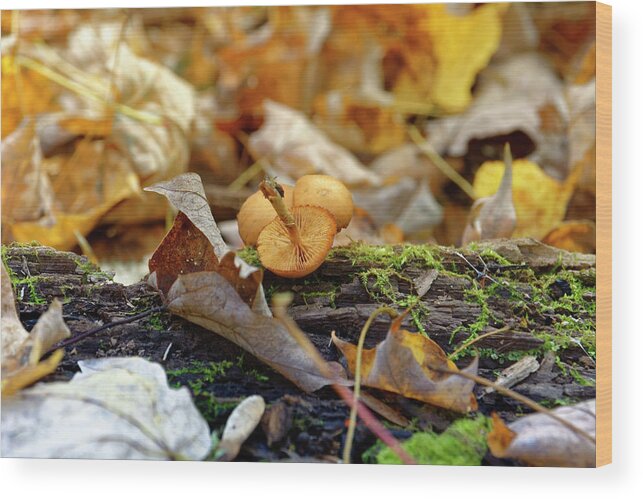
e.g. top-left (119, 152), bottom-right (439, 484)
top-left (1, 0), bottom-right (641, 496)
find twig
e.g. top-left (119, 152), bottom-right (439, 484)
top-left (272, 294), bottom-right (416, 465)
top-left (227, 158), bottom-right (268, 192)
top-left (45, 305), bottom-right (167, 356)
top-left (449, 325), bottom-right (510, 360)
top-left (343, 306), bottom-right (397, 464)
top-left (408, 125), bottom-right (477, 200)
top-left (430, 365), bottom-right (596, 444)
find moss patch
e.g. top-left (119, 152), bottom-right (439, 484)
top-left (367, 415), bottom-right (491, 466)
top-left (237, 246), bottom-right (261, 267)
top-left (330, 243), bottom-right (443, 271)
top-left (167, 360), bottom-right (237, 421)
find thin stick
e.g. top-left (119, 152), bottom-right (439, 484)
top-left (408, 125), bottom-right (477, 201)
top-left (16, 55), bottom-right (163, 125)
top-left (272, 295), bottom-right (416, 465)
top-left (430, 365), bottom-right (596, 444)
top-left (228, 158), bottom-right (267, 192)
top-left (343, 306), bottom-right (397, 464)
top-left (45, 306), bottom-right (166, 356)
top-left (449, 325), bottom-right (510, 360)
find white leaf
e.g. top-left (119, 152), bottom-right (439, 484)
top-left (1, 357), bottom-right (211, 460)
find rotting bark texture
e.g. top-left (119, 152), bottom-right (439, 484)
top-left (2, 239), bottom-right (596, 463)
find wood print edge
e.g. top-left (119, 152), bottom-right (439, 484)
top-left (595, 0), bottom-right (612, 467)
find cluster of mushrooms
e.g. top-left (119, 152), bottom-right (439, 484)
top-left (237, 175), bottom-right (353, 278)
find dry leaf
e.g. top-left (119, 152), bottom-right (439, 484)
top-left (426, 53), bottom-right (564, 158)
top-left (1, 49), bottom-right (59, 138)
top-left (217, 395), bottom-right (266, 461)
top-left (352, 178), bottom-right (443, 237)
top-left (146, 173), bottom-right (347, 391)
top-left (145, 173), bottom-right (228, 258)
top-left (472, 158), bottom-right (579, 240)
top-left (145, 173), bottom-right (266, 310)
top-left (423, 3), bottom-right (507, 114)
top-left (217, 7), bottom-right (330, 114)
top-left (332, 317), bottom-right (478, 413)
top-left (61, 23), bottom-right (195, 180)
top-left (0, 119), bottom-right (54, 241)
top-left (488, 400), bottom-right (596, 467)
top-left (10, 140), bottom-right (139, 250)
top-left (1, 264), bottom-right (70, 396)
top-left (148, 211), bottom-right (220, 296)
top-left (248, 100), bottom-right (381, 187)
top-left (542, 220), bottom-right (596, 254)
top-left (312, 90), bottom-right (406, 154)
top-left (462, 144), bottom-right (516, 244)
top-left (1, 357), bottom-right (212, 460)
top-left (165, 271), bottom-right (348, 393)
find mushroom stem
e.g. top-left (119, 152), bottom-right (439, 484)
top-left (260, 179), bottom-right (306, 247)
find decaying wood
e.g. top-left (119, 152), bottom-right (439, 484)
top-left (2, 238), bottom-right (596, 462)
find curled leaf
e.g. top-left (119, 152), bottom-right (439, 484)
top-left (472, 158), bottom-right (579, 240)
top-left (165, 271), bottom-right (348, 393)
top-left (488, 400), bottom-right (596, 467)
top-left (462, 144), bottom-right (516, 244)
top-left (1, 264), bottom-right (70, 395)
top-left (332, 319), bottom-right (478, 413)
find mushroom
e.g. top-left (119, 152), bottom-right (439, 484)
top-left (237, 184), bottom-right (294, 246)
top-left (256, 179), bottom-right (337, 278)
top-left (292, 175), bottom-right (354, 230)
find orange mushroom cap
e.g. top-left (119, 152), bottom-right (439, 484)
top-left (293, 175), bottom-right (354, 230)
top-left (237, 184), bottom-right (294, 246)
top-left (256, 205), bottom-right (336, 278)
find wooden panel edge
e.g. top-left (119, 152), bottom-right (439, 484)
top-left (595, 0), bottom-right (612, 468)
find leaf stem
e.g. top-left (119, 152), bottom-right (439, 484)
top-left (430, 365), bottom-right (596, 444)
top-left (408, 125), bottom-right (477, 200)
top-left (272, 294), bottom-right (416, 465)
top-left (448, 325), bottom-right (510, 360)
top-left (343, 306), bottom-right (397, 464)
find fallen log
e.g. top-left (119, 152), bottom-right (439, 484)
top-left (2, 238), bottom-right (596, 462)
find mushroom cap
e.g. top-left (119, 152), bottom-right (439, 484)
top-left (237, 184), bottom-right (294, 246)
top-left (293, 175), bottom-right (353, 230)
top-left (256, 205), bottom-right (336, 278)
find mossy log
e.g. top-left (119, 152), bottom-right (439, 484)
top-left (2, 239), bottom-right (596, 462)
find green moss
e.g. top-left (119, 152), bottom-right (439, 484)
top-left (368, 415), bottom-right (491, 466)
top-left (301, 286), bottom-right (339, 308)
top-left (358, 267), bottom-right (431, 335)
top-left (73, 256), bottom-right (113, 284)
top-left (235, 354), bottom-right (270, 382)
top-left (237, 247), bottom-right (261, 267)
top-left (147, 313), bottom-right (166, 331)
top-left (167, 360), bottom-right (238, 421)
top-left (2, 249), bottom-right (46, 304)
top-left (167, 360), bottom-right (234, 389)
top-left (330, 243), bottom-right (443, 271)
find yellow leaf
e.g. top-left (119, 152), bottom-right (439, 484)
top-left (2, 350), bottom-right (64, 397)
top-left (1, 264), bottom-right (70, 395)
top-left (542, 221), bottom-right (596, 254)
top-left (1, 54), bottom-right (58, 138)
top-left (425, 4), bottom-right (507, 114)
top-left (473, 159), bottom-right (579, 240)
